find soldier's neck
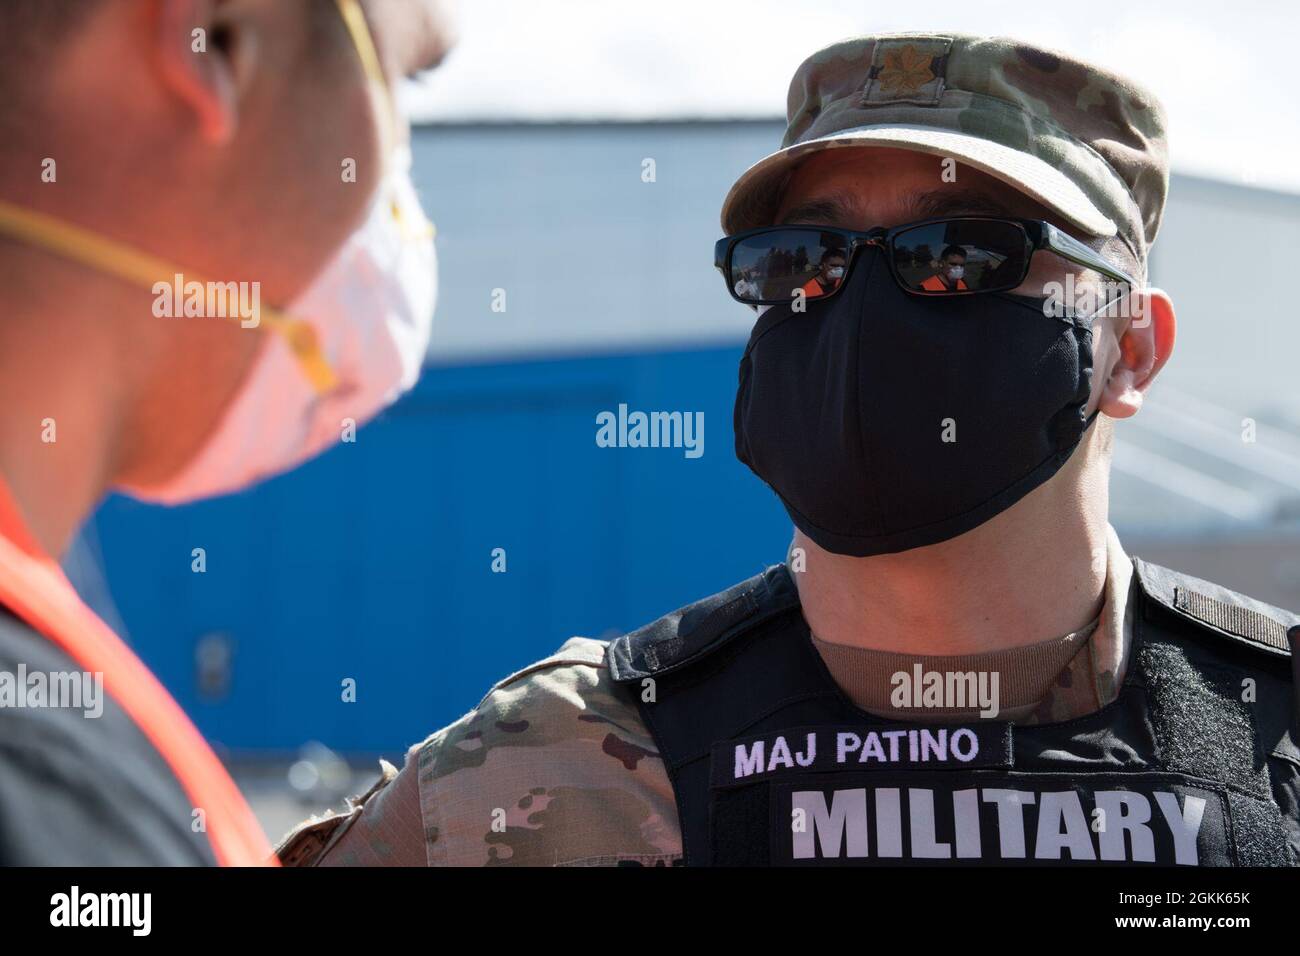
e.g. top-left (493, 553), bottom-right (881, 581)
top-left (791, 459), bottom-right (1110, 657)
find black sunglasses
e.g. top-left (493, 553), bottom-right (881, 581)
top-left (714, 217), bottom-right (1135, 306)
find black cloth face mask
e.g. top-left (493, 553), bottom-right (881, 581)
top-left (734, 246), bottom-right (1098, 556)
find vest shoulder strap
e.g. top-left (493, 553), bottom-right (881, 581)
top-left (608, 565), bottom-right (799, 683)
top-left (1133, 557), bottom-right (1296, 660)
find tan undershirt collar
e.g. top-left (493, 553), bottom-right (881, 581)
top-left (811, 616), bottom-right (1099, 722)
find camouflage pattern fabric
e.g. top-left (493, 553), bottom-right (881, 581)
top-left (411, 638), bottom-right (680, 866)
top-left (277, 528), bottom-right (1136, 867)
top-left (280, 638), bottom-right (682, 867)
top-left (721, 33), bottom-right (1169, 265)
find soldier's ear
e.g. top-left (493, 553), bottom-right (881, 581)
top-left (1097, 288), bottom-right (1175, 421)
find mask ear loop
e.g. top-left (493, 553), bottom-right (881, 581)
top-left (335, 0), bottom-right (397, 166)
top-left (333, 0), bottom-right (435, 246)
top-left (1074, 283), bottom-right (1117, 435)
top-left (0, 198), bottom-right (339, 393)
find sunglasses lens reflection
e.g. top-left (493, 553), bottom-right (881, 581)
top-left (891, 220), bottom-right (1028, 294)
top-left (729, 229), bottom-right (850, 303)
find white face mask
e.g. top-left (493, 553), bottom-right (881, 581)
top-left (947, 265), bottom-right (965, 279)
top-left (121, 149), bottom-right (436, 504)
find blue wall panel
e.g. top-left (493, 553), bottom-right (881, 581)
top-left (87, 344), bottom-right (792, 754)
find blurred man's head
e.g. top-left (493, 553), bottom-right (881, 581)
top-left (0, 0), bottom-right (452, 501)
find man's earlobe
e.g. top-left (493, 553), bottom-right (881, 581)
top-left (1097, 288), bottom-right (1176, 420)
top-left (154, 0), bottom-right (247, 146)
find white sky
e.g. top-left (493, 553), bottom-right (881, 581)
top-left (399, 0), bottom-right (1300, 192)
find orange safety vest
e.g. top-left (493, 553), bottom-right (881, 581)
top-left (920, 274), bottom-right (968, 292)
top-left (0, 478), bottom-right (274, 866)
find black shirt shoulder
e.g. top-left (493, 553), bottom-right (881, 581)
top-left (0, 606), bottom-right (215, 865)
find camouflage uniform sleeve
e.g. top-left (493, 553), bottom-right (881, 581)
top-left (279, 637), bottom-right (682, 867)
top-left (421, 637), bottom-right (681, 866)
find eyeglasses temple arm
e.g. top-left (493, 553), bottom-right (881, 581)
top-left (1040, 222), bottom-right (1136, 288)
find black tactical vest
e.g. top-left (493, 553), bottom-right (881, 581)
top-left (608, 559), bottom-right (1300, 867)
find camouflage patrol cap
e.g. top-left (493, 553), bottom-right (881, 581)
top-left (721, 33), bottom-right (1169, 263)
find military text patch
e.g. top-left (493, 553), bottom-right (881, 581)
top-left (767, 772), bottom-right (1231, 866)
